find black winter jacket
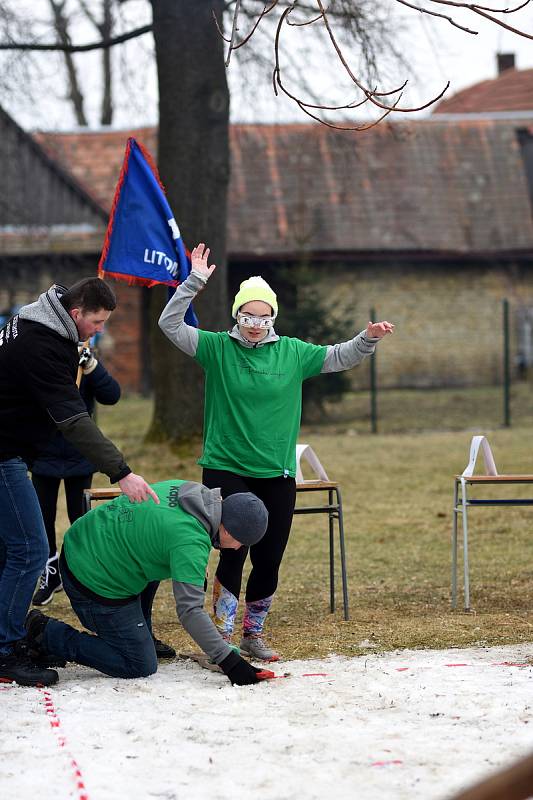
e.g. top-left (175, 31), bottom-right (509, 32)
top-left (31, 360), bottom-right (121, 478)
top-left (0, 285), bottom-right (130, 483)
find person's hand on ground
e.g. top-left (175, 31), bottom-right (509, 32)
top-left (219, 651), bottom-right (274, 685)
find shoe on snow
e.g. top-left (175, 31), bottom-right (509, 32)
top-left (153, 638), bottom-right (176, 659)
top-left (239, 636), bottom-right (280, 662)
top-left (0, 644), bottom-right (58, 687)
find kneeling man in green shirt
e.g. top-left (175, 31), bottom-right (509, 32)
top-left (25, 480), bottom-right (273, 686)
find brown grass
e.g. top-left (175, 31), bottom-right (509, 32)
top-left (50, 394), bottom-right (532, 660)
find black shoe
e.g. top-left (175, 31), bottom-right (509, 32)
top-left (32, 556), bottom-right (63, 607)
top-left (26, 609), bottom-right (51, 647)
top-left (31, 651), bottom-right (67, 669)
top-left (0, 643), bottom-right (58, 687)
top-left (25, 610), bottom-right (66, 668)
top-left (153, 637), bottom-right (176, 659)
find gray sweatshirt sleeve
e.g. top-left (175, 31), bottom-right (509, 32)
top-left (158, 272), bottom-right (207, 356)
top-left (321, 330), bottom-right (380, 373)
top-left (172, 580), bottom-right (233, 664)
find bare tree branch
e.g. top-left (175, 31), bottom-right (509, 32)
top-left (221, 0), bottom-right (532, 128)
top-left (48, 0), bottom-right (88, 125)
top-left (225, 0), bottom-right (242, 64)
top-left (214, 0), bottom-right (278, 54)
top-left (0, 22), bottom-right (151, 51)
top-left (77, 0), bottom-right (100, 29)
top-left (99, 0), bottom-right (114, 125)
top-left (271, 0), bottom-right (449, 124)
top-left (426, 0), bottom-right (533, 40)
top-left (3, 0), bottom-right (533, 133)
top-left (394, 0), bottom-right (479, 33)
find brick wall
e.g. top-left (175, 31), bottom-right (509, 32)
top-left (307, 258), bottom-right (532, 389)
top-left (98, 282), bottom-right (145, 394)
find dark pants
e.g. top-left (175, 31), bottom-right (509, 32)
top-left (0, 458), bottom-right (49, 654)
top-left (31, 473), bottom-right (92, 558)
top-left (202, 468), bottom-right (296, 602)
top-left (44, 565), bottom-right (158, 679)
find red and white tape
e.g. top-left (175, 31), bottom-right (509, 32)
top-left (39, 688), bottom-right (90, 800)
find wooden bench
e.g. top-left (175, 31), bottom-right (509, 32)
top-left (452, 436), bottom-right (533, 611)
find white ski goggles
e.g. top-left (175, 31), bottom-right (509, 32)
top-left (237, 313), bottom-right (274, 329)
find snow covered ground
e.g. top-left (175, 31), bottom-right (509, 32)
top-left (2, 644), bottom-right (532, 800)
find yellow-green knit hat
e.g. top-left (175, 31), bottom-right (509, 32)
top-left (231, 276), bottom-right (278, 319)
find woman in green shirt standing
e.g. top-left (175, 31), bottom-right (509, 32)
top-left (159, 244), bottom-right (394, 661)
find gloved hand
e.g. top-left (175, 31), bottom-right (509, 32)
top-left (78, 346), bottom-right (98, 375)
top-left (219, 650), bottom-right (269, 686)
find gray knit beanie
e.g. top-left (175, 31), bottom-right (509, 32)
top-left (221, 492), bottom-right (268, 546)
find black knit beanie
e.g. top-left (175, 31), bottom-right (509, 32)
top-left (221, 492), bottom-right (268, 546)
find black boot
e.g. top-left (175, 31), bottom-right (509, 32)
top-left (153, 637), bottom-right (176, 659)
top-left (0, 642), bottom-right (58, 687)
top-left (26, 609), bottom-right (51, 646)
top-left (24, 609), bottom-right (66, 668)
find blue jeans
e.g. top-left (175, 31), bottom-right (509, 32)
top-left (0, 458), bottom-right (49, 655)
top-left (44, 567), bottom-right (158, 679)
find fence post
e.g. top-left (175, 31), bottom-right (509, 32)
top-left (503, 298), bottom-right (511, 428)
top-left (370, 307), bottom-right (378, 434)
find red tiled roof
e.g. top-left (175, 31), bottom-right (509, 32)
top-left (35, 120), bottom-right (533, 257)
top-left (34, 126), bottom-right (157, 211)
top-left (434, 68), bottom-right (533, 114)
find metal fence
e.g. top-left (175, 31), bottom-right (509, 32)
top-left (311, 298), bottom-right (533, 435)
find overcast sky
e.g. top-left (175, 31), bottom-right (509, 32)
top-left (2, 2), bottom-right (533, 131)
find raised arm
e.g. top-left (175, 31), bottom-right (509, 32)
top-left (158, 243), bottom-right (216, 356)
top-left (322, 320), bottom-right (394, 373)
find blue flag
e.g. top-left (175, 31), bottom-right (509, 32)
top-left (99, 137), bottom-right (197, 325)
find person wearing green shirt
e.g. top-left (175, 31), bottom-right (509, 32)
top-left (25, 480), bottom-right (275, 686)
top-left (159, 243), bottom-right (394, 661)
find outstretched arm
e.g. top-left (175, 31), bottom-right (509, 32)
top-left (173, 581), bottom-right (269, 685)
top-left (158, 243), bottom-right (216, 356)
top-left (173, 580), bottom-right (233, 664)
top-left (321, 320), bottom-right (394, 373)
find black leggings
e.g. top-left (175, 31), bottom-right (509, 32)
top-left (31, 473), bottom-right (93, 558)
top-left (202, 468), bottom-right (296, 603)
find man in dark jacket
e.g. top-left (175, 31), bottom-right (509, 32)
top-left (26, 481), bottom-right (274, 687)
top-left (0, 279), bottom-right (158, 688)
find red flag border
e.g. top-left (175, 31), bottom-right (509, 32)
top-left (98, 137), bottom-right (174, 286)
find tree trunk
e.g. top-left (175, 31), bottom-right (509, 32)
top-left (100, 0), bottom-right (113, 125)
top-left (149, 0), bottom-right (230, 444)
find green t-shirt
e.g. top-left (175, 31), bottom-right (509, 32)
top-left (63, 480), bottom-right (212, 599)
top-left (195, 332), bottom-right (327, 478)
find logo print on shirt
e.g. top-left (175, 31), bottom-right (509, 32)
top-left (167, 485), bottom-right (181, 507)
top-left (233, 357), bottom-right (284, 378)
